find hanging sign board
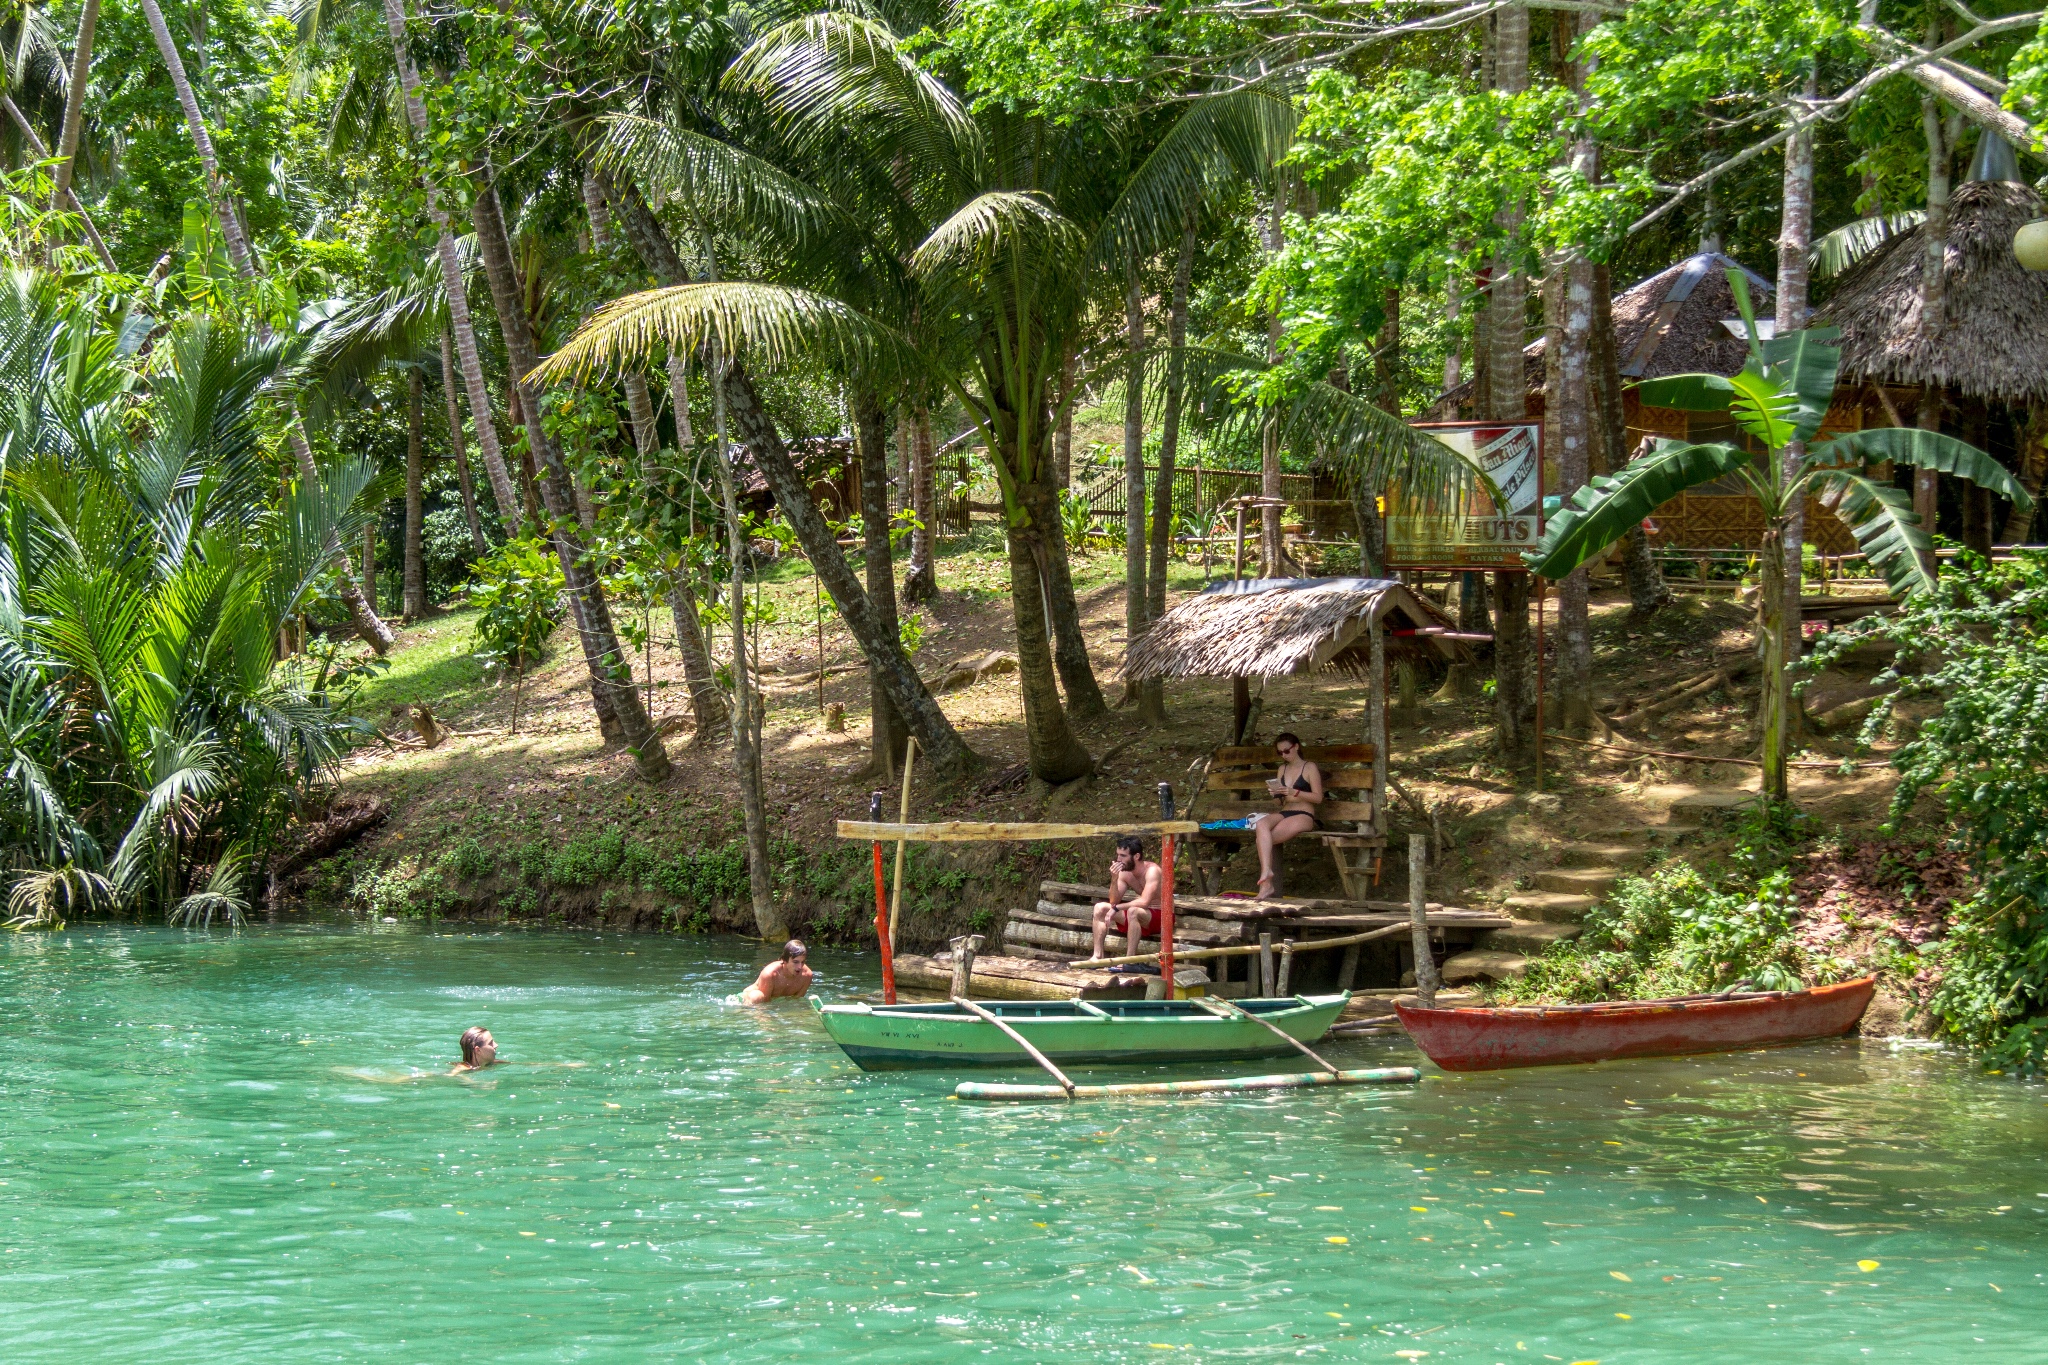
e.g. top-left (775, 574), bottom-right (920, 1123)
top-left (1382, 421), bottom-right (1544, 571)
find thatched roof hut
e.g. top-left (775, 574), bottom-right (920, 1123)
top-left (1817, 179), bottom-right (2048, 405)
top-left (1123, 578), bottom-right (1474, 684)
top-left (1439, 251), bottom-right (1774, 412)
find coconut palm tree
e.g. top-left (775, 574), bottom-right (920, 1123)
top-left (1526, 271), bottom-right (2032, 802)
top-left (551, 15), bottom-right (1314, 782)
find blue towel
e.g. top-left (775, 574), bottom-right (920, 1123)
top-left (1200, 818), bottom-right (1253, 831)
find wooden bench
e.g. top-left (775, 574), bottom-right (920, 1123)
top-left (1186, 744), bottom-right (1385, 899)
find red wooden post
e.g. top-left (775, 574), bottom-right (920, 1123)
top-left (1157, 783), bottom-right (1177, 998)
top-left (869, 791), bottom-right (896, 1004)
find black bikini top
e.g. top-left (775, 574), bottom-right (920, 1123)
top-left (1281, 763), bottom-right (1313, 793)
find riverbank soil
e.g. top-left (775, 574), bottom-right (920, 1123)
top-left (318, 539), bottom-right (1941, 1030)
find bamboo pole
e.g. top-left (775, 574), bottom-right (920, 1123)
top-left (956, 1067), bottom-right (1422, 1101)
top-left (951, 996), bottom-right (1076, 1097)
top-left (869, 792), bottom-right (897, 1004)
top-left (1194, 997), bottom-right (1339, 1074)
top-left (1408, 833), bottom-right (1437, 1007)
top-left (1276, 939), bottom-right (1295, 995)
top-left (1157, 782), bottom-right (1177, 997)
top-left (837, 819), bottom-right (1199, 842)
top-left (1369, 612), bottom-right (1389, 836)
top-left (948, 933), bottom-right (984, 997)
top-left (889, 736), bottom-right (917, 953)
top-left (1259, 932), bottom-right (1275, 995)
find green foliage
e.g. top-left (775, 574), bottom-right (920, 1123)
top-left (466, 538), bottom-right (564, 674)
top-left (1506, 865), bottom-right (1822, 1004)
top-left (1808, 553), bottom-right (2048, 1071)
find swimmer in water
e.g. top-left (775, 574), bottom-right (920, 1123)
top-left (740, 939), bottom-right (814, 1004)
top-left (451, 1026), bottom-right (497, 1073)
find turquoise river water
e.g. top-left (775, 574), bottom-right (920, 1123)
top-left (4, 925), bottom-right (2047, 1363)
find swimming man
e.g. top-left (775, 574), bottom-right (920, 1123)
top-left (741, 939), bottom-right (815, 1004)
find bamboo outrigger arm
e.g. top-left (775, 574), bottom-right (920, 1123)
top-left (837, 819), bottom-right (1200, 842)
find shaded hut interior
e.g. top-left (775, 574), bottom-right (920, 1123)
top-left (1816, 176), bottom-right (2048, 551)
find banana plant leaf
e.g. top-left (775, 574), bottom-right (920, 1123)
top-left (1816, 427), bottom-right (2036, 511)
top-left (1759, 326), bottom-right (1841, 441)
top-left (1812, 469), bottom-right (1934, 597)
top-left (1525, 439), bottom-right (1755, 579)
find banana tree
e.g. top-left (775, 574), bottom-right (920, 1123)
top-left (1525, 270), bottom-right (2031, 801)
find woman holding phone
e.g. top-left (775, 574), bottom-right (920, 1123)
top-left (1253, 732), bottom-right (1323, 899)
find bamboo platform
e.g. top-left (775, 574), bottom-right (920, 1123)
top-left (891, 953), bottom-right (1211, 1002)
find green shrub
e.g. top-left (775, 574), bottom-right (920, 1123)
top-left (1807, 553), bottom-right (2048, 1071)
top-left (467, 538), bottom-right (564, 675)
top-left (1500, 865), bottom-right (1833, 1004)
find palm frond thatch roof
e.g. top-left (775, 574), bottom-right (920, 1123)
top-left (1816, 180), bottom-right (2048, 405)
top-left (1122, 578), bottom-right (1474, 683)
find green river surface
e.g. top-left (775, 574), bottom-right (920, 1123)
top-left (4, 924), bottom-right (2046, 1363)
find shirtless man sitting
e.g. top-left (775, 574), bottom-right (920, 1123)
top-left (741, 939), bottom-right (815, 1004)
top-left (1091, 836), bottom-right (1163, 960)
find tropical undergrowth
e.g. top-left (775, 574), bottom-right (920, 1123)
top-left (0, 272), bottom-right (380, 930)
top-left (1806, 552), bottom-right (2048, 1073)
top-left (323, 821), bottom-right (1008, 944)
top-left (1491, 803), bottom-right (1859, 1005)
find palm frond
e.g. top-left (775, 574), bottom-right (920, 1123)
top-left (596, 115), bottom-right (853, 257)
top-left (166, 841), bottom-right (250, 928)
top-left (5, 865), bottom-right (115, 929)
top-left (533, 281), bottom-right (919, 387)
top-left (1089, 83), bottom-right (1294, 270)
top-left (727, 12), bottom-right (979, 190)
top-left (108, 724), bottom-right (226, 896)
top-left (1810, 211), bottom-right (1924, 281)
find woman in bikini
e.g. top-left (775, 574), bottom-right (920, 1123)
top-left (1254, 732), bottom-right (1323, 900)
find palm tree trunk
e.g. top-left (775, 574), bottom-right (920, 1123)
top-left (600, 168), bottom-right (980, 778)
top-left (363, 522), bottom-right (380, 614)
top-left (1488, 0), bottom-right (1535, 762)
top-left (403, 369), bottom-right (429, 620)
top-left (666, 575), bottom-right (728, 741)
top-left (1592, 264), bottom-right (1670, 616)
top-left (1555, 256), bottom-right (1597, 734)
top-left (707, 346), bottom-right (784, 939)
top-left (1010, 482), bottom-right (1098, 785)
top-left (1260, 175), bottom-right (1287, 577)
top-left (469, 171), bottom-right (669, 782)
top-left (857, 386), bottom-right (909, 778)
top-left (1915, 82), bottom-right (1959, 570)
top-left (51, 0), bottom-right (97, 210)
top-left (1776, 70), bottom-right (1817, 669)
top-left (1053, 345), bottom-right (1076, 490)
top-left (440, 328), bottom-right (491, 560)
top-left (1140, 217), bottom-right (1198, 726)
top-left (142, 0), bottom-right (395, 653)
top-left (377, 0), bottom-right (522, 541)
top-left (902, 398), bottom-right (938, 603)
top-left (1123, 267), bottom-right (1149, 706)
top-left (1043, 510), bottom-right (1107, 719)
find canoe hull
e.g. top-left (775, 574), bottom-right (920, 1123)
top-left (815, 994), bottom-right (1349, 1071)
top-left (1394, 977), bottom-right (1876, 1072)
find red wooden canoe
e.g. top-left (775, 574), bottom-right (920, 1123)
top-left (1394, 976), bottom-right (1877, 1072)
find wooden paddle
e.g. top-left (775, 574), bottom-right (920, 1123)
top-left (951, 996), bottom-right (1076, 1098)
top-left (1196, 996), bottom-right (1340, 1075)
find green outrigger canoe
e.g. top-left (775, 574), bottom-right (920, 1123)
top-left (812, 992), bottom-right (1351, 1071)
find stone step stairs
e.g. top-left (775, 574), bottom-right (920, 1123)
top-left (1443, 788), bottom-right (1760, 984)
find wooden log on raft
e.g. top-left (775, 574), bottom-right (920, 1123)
top-left (1002, 918), bottom-right (1226, 957)
top-left (891, 954), bottom-right (1208, 1001)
